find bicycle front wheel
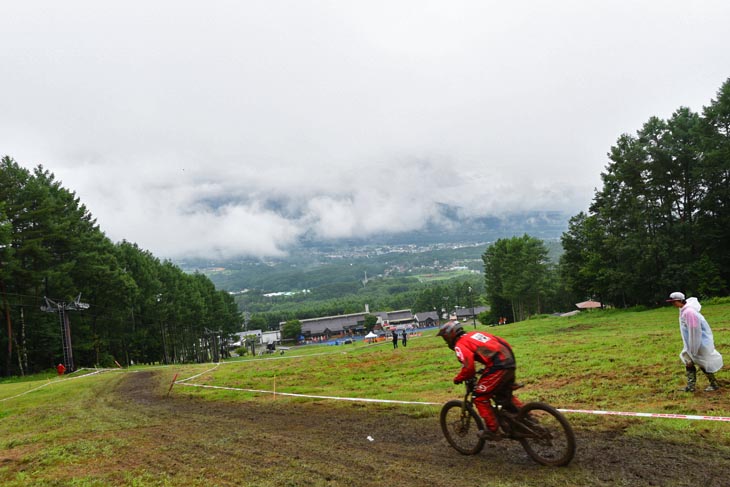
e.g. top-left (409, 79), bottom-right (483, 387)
top-left (516, 402), bottom-right (576, 466)
top-left (440, 400), bottom-right (486, 455)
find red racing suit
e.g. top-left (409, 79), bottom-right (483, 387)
top-left (452, 331), bottom-right (523, 432)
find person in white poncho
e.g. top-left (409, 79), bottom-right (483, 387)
top-left (666, 292), bottom-right (723, 392)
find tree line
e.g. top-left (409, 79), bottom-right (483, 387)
top-left (483, 78), bottom-right (730, 318)
top-left (560, 78), bottom-right (730, 307)
top-left (0, 157), bottom-right (241, 376)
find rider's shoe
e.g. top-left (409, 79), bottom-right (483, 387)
top-left (478, 429), bottom-right (503, 441)
top-left (680, 385), bottom-right (695, 392)
top-left (705, 384), bottom-right (720, 392)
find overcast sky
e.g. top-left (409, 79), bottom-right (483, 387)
top-left (2, 1), bottom-right (729, 260)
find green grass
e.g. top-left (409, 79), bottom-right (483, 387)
top-left (179, 303), bottom-right (730, 438)
top-left (2, 302), bottom-right (729, 485)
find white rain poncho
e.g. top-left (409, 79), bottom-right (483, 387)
top-left (678, 297), bottom-right (723, 373)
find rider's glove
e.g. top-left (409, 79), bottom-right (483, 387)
top-left (453, 378), bottom-right (463, 385)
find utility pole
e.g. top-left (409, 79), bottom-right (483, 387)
top-left (469, 286), bottom-right (476, 328)
top-left (41, 294), bottom-right (89, 373)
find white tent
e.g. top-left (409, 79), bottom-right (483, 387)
top-left (364, 331), bottom-right (378, 343)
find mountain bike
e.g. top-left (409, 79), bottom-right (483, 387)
top-left (440, 376), bottom-right (576, 466)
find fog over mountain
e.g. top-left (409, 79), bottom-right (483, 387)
top-left (3, 2), bottom-right (728, 259)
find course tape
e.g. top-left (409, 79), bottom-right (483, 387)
top-left (174, 381), bottom-right (730, 421)
top-left (5, 361), bottom-right (727, 422)
top-left (175, 382), bottom-right (441, 405)
top-left (175, 363), bottom-right (221, 383)
top-left (558, 408), bottom-right (730, 422)
top-left (0, 368), bottom-right (110, 402)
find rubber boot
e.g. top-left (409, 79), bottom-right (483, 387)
top-left (681, 366), bottom-right (696, 392)
top-left (704, 372), bottom-right (720, 392)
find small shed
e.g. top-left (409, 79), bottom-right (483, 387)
top-left (575, 300), bottom-right (602, 309)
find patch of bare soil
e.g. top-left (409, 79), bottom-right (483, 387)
top-left (103, 371), bottom-right (729, 487)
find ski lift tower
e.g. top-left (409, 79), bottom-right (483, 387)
top-left (41, 294), bottom-right (89, 373)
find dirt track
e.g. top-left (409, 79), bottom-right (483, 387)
top-left (102, 371), bottom-right (730, 487)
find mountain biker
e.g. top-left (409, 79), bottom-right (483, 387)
top-left (437, 320), bottom-right (524, 439)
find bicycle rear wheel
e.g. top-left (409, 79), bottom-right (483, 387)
top-left (516, 402), bottom-right (576, 466)
top-left (440, 400), bottom-right (486, 455)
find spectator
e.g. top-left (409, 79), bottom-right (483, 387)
top-left (392, 330), bottom-right (398, 349)
top-left (667, 292), bottom-right (723, 392)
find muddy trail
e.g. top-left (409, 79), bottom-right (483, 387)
top-left (109, 371), bottom-right (728, 487)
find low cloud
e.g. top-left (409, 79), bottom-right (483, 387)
top-left (3, 1), bottom-right (728, 259)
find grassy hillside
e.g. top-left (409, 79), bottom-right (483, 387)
top-left (181, 299), bottom-right (730, 430)
top-left (1, 300), bottom-right (729, 486)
